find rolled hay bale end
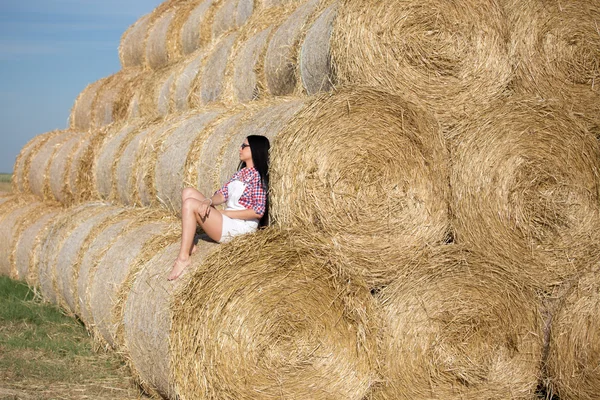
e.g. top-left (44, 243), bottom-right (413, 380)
top-left (146, 9), bottom-right (177, 70)
top-left (173, 50), bottom-right (207, 112)
top-left (300, 3), bottom-right (336, 95)
top-left (197, 33), bottom-right (238, 105)
top-left (331, 0), bottom-right (512, 126)
top-left (157, 72), bottom-right (176, 116)
top-left (374, 245), bottom-right (545, 399)
top-left (0, 199), bottom-right (43, 277)
top-left (450, 96), bottom-right (600, 285)
top-left (138, 67), bottom-right (174, 120)
top-left (180, 0), bottom-right (215, 55)
top-left (54, 207), bottom-right (123, 315)
top-left (546, 267), bottom-right (600, 400)
top-left (91, 70), bottom-right (140, 128)
top-left (271, 88), bottom-right (450, 284)
top-left (89, 220), bottom-right (173, 348)
top-left (122, 237), bottom-right (218, 398)
top-left (155, 111), bottom-right (221, 212)
top-left (70, 80), bottom-right (104, 130)
top-left (119, 14), bottom-right (152, 68)
top-left (12, 132), bottom-right (53, 194)
top-left (49, 134), bottom-right (81, 204)
top-left (236, 0), bottom-right (254, 26)
top-left (212, 0), bottom-right (253, 39)
top-left (171, 228), bottom-right (377, 400)
top-left (14, 207), bottom-right (61, 282)
top-left (27, 130), bottom-right (75, 200)
top-left (233, 27), bottom-right (273, 102)
top-left (265, 0), bottom-right (320, 96)
top-left (68, 129), bottom-right (103, 204)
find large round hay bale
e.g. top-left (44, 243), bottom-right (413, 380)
top-left (146, 9), bottom-right (177, 70)
top-left (157, 71), bottom-right (177, 116)
top-left (195, 33), bottom-right (238, 105)
top-left (180, 0), bottom-right (215, 55)
top-left (450, 96), bottom-right (600, 284)
top-left (119, 14), bottom-right (152, 68)
top-left (48, 133), bottom-right (81, 204)
top-left (122, 238), bottom-right (218, 398)
top-left (546, 267), bottom-right (600, 400)
top-left (173, 50), bottom-right (207, 112)
top-left (91, 70), bottom-right (140, 128)
top-left (54, 207), bottom-right (122, 315)
top-left (138, 67), bottom-right (174, 120)
top-left (70, 79), bottom-right (105, 130)
top-left (0, 200), bottom-right (42, 277)
top-left (67, 130), bottom-right (99, 203)
top-left (264, 0), bottom-right (320, 96)
top-left (155, 111), bottom-right (221, 212)
top-left (299, 3), bottom-right (336, 95)
top-left (171, 228), bottom-right (377, 400)
top-left (36, 204), bottom-right (101, 304)
top-left (212, 0), bottom-right (253, 39)
top-left (13, 206), bottom-right (61, 282)
top-left (271, 88), bottom-right (450, 284)
top-left (331, 0), bottom-right (512, 126)
top-left (94, 124), bottom-right (138, 200)
top-left (88, 221), bottom-right (171, 348)
top-left (232, 27), bottom-right (273, 102)
top-left (218, 99), bottom-right (304, 186)
top-left (77, 217), bottom-right (134, 326)
top-left (374, 245), bottom-right (544, 399)
top-left (12, 132), bottom-right (55, 194)
top-left (28, 130), bottom-right (75, 200)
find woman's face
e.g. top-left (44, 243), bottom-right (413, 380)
top-left (239, 138), bottom-right (252, 164)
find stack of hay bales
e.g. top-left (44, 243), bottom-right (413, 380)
top-left (3, 0), bottom-right (600, 399)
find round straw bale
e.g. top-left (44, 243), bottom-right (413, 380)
top-left (212, 0), bottom-right (240, 38)
top-left (158, 71), bottom-right (177, 116)
top-left (95, 124), bottom-right (138, 200)
top-left (300, 3), bottom-right (336, 95)
top-left (155, 111), bottom-right (221, 212)
top-left (12, 132), bottom-right (52, 194)
top-left (374, 244), bottom-right (544, 399)
top-left (88, 221), bottom-right (170, 348)
top-left (197, 33), bottom-right (238, 105)
top-left (180, 0), bottom-right (215, 55)
top-left (54, 207), bottom-right (122, 315)
top-left (70, 79), bottom-right (105, 130)
top-left (173, 50), bottom-right (207, 112)
top-left (146, 9), bottom-right (177, 70)
top-left (331, 0), bottom-right (512, 126)
top-left (546, 267), bottom-right (600, 400)
top-left (218, 99), bottom-right (305, 185)
top-left (450, 96), bottom-right (600, 284)
top-left (236, 0), bottom-right (254, 26)
top-left (270, 88), bottom-right (450, 278)
top-left (67, 129), bottom-right (103, 203)
top-left (48, 133), bottom-right (81, 204)
top-left (171, 228), bottom-right (377, 400)
top-left (14, 207), bottom-right (61, 282)
top-left (122, 238), bottom-right (218, 398)
top-left (92, 70), bottom-right (139, 128)
top-left (138, 67), bottom-right (174, 119)
top-left (264, 0), bottom-right (320, 96)
top-left (0, 200), bottom-right (42, 277)
top-left (77, 217), bottom-right (133, 326)
top-left (233, 27), bottom-right (273, 102)
top-left (119, 14), bottom-right (152, 68)
top-left (27, 130), bottom-right (74, 200)
top-left (36, 204), bottom-right (101, 304)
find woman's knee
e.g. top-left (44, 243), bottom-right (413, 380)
top-left (182, 187), bottom-right (204, 202)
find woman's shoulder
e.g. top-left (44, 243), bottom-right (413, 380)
top-left (239, 167), bottom-right (260, 180)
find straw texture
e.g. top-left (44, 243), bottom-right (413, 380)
top-left (300, 3), bottom-right (336, 95)
top-left (28, 131), bottom-right (74, 199)
top-left (119, 14), bottom-right (152, 68)
top-left (180, 0), bottom-right (215, 55)
top-left (70, 79), bottom-right (105, 130)
top-left (0, 200), bottom-right (42, 277)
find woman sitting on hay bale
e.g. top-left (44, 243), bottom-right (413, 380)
top-left (168, 135), bottom-right (270, 280)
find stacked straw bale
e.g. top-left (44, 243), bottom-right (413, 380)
top-left (450, 96), bottom-right (600, 286)
top-left (70, 79), bottom-right (106, 131)
top-left (330, 0), bottom-right (513, 127)
top-left (171, 228), bottom-right (377, 400)
top-left (271, 88), bottom-right (450, 285)
top-left (373, 244), bottom-right (545, 399)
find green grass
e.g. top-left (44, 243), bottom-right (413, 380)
top-left (0, 173), bottom-right (11, 183)
top-left (0, 173), bottom-right (11, 192)
top-left (0, 276), bottom-right (144, 399)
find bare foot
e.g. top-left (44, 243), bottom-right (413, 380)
top-left (168, 258), bottom-right (191, 281)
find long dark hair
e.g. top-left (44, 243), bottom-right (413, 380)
top-left (238, 135), bottom-right (270, 227)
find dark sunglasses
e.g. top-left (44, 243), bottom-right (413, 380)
top-left (240, 143), bottom-right (250, 149)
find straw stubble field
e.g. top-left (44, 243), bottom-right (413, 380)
top-left (0, 173), bottom-right (11, 193)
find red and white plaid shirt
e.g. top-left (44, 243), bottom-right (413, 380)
top-left (215, 167), bottom-right (266, 216)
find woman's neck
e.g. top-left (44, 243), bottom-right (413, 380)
top-left (245, 160), bottom-right (254, 169)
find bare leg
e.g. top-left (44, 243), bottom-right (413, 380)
top-left (168, 194), bottom-right (224, 280)
top-left (182, 187), bottom-right (207, 255)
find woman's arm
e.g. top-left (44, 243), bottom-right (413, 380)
top-left (220, 208), bottom-right (263, 220)
top-left (208, 193), bottom-right (226, 206)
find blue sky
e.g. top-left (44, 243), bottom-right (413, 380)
top-left (0, 0), bottom-right (164, 173)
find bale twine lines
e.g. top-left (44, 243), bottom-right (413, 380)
top-left (546, 265), bottom-right (600, 400)
top-left (374, 245), bottom-right (544, 400)
top-left (450, 96), bottom-right (600, 285)
top-left (171, 228), bottom-right (377, 400)
top-left (331, 0), bottom-right (512, 126)
top-left (270, 88), bottom-right (450, 284)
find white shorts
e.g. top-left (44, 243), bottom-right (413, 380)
top-left (220, 215), bottom-right (259, 243)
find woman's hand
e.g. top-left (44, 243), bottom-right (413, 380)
top-left (198, 198), bottom-right (213, 220)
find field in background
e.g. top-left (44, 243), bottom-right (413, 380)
top-left (0, 173), bottom-right (12, 193)
top-left (0, 276), bottom-right (147, 400)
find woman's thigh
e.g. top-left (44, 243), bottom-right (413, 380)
top-left (182, 187), bottom-right (207, 203)
top-left (194, 203), bottom-right (223, 242)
